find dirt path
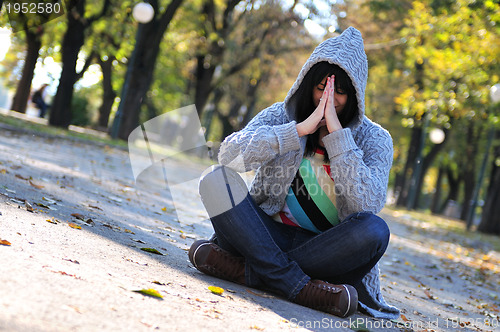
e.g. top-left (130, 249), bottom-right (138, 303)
top-left (0, 123), bottom-right (498, 332)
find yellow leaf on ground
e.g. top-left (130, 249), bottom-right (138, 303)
top-left (0, 239), bottom-right (11, 246)
top-left (140, 248), bottom-right (163, 255)
top-left (208, 286), bottom-right (224, 295)
top-left (68, 223), bottom-right (81, 229)
top-left (133, 288), bottom-right (163, 299)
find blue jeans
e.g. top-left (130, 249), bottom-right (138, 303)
top-left (199, 165), bottom-right (390, 300)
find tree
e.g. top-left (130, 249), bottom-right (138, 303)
top-left (7, 1), bottom-right (64, 113)
top-left (112, 0), bottom-right (184, 140)
top-left (49, 0), bottom-right (110, 128)
top-left (478, 138), bottom-right (500, 234)
top-left (204, 1), bottom-right (313, 142)
top-left (393, 0), bottom-right (500, 212)
top-left (9, 25), bottom-right (43, 113)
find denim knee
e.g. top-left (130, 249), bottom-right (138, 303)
top-left (199, 165), bottom-right (249, 218)
top-left (350, 212), bottom-right (390, 251)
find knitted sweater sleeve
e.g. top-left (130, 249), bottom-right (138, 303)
top-left (322, 124), bottom-right (393, 218)
top-left (218, 103), bottom-right (301, 172)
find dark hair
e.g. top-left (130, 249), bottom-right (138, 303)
top-left (293, 62), bottom-right (358, 157)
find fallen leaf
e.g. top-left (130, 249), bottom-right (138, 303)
top-left (133, 288), bottom-right (163, 299)
top-left (68, 223), bottom-right (82, 230)
top-left (42, 197), bottom-right (57, 204)
top-left (29, 180), bottom-right (44, 189)
top-left (36, 203), bottom-right (50, 209)
top-left (71, 213), bottom-right (85, 220)
top-left (62, 258), bottom-right (80, 264)
top-left (88, 204), bottom-right (102, 210)
top-left (140, 248), bottom-right (163, 255)
top-left (0, 169), bottom-right (7, 174)
top-left (0, 239), bottom-right (11, 246)
top-left (152, 281), bottom-right (166, 285)
top-left (410, 275), bottom-right (426, 287)
top-left (15, 174), bottom-right (28, 180)
top-left (424, 289), bottom-right (435, 300)
top-left (208, 286), bottom-right (224, 295)
top-left (25, 201), bottom-right (34, 213)
top-left (401, 314), bottom-right (409, 322)
top-left (83, 218), bottom-right (94, 225)
top-left (46, 219), bottom-right (59, 224)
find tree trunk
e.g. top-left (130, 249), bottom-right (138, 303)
top-left (194, 54), bottom-right (218, 117)
top-left (460, 122), bottom-right (480, 220)
top-left (478, 144), bottom-right (500, 234)
top-left (49, 0), bottom-right (109, 128)
top-left (396, 124), bottom-right (422, 207)
top-left (413, 130), bottom-right (448, 208)
top-left (397, 60), bottom-right (425, 208)
top-left (431, 165), bottom-right (444, 214)
top-left (97, 56), bottom-right (116, 129)
top-left (49, 2), bottom-right (85, 127)
top-left (10, 27), bottom-right (42, 113)
top-left (116, 0), bottom-right (183, 140)
top-left (441, 166), bottom-right (461, 213)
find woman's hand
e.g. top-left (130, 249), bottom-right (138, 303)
top-left (296, 87), bottom-right (328, 137)
top-left (324, 76), bottom-right (343, 133)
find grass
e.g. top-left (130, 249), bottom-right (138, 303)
top-left (0, 112), bottom-right (125, 149)
top-left (0, 110), bottom-right (214, 169)
top-left (385, 206), bottom-right (500, 252)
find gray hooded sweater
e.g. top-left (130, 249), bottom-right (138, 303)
top-left (218, 27), bottom-right (400, 319)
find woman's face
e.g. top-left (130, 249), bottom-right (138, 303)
top-left (312, 75), bottom-right (348, 114)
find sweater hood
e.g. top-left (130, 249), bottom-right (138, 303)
top-left (284, 26), bottom-right (368, 130)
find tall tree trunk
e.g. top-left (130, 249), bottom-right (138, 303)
top-left (116, 0), bottom-right (183, 140)
top-left (478, 143), bottom-right (500, 234)
top-left (441, 166), bottom-right (461, 214)
top-left (49, 14), bottom-right (84, 127)
top-left (413, 130), bottom-right (448, 208)
top-left (396, 124), bottom-right (422, 206)
top-left (460, 122), bottom-right (480, 220)
top-left (97, 56), bottom-right (116, 129)
top-left (49, 0), bottom-right (109, 128)
top-left (195, 54), bottom-right (218, 117)
top-left (431, 165), bottom-right (444, 214)
top-left (10, 27), bottom-right (42, 113)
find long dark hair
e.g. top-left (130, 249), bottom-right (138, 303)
top-left (293, 62), bottom-right (358, 157)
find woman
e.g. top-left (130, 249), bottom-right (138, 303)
top-left (189, 27), bottom-right (399, 319)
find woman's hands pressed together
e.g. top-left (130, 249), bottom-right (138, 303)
top-left (296, 75), bottom-right (343, 137)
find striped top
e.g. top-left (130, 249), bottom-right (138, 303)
top-left (272, 148), bottom-right (339, 233)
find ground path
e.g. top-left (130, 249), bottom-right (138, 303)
top-left (0, 118), bottom-right (499, 332)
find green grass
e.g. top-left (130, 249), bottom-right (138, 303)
top-left (0, 113), bottom-right (128, 149)
top-left (0, 112), bottom-right (214, 168)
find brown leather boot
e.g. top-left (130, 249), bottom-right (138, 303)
top-left (188, 240), bottom-right (246, 285)
top-left (293, 280), bottom-right (358, 317)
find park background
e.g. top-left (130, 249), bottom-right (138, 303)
top-left (1, 1), bottom-right (500, 254)
top-left (1, 1), bottom-right (500, 331)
